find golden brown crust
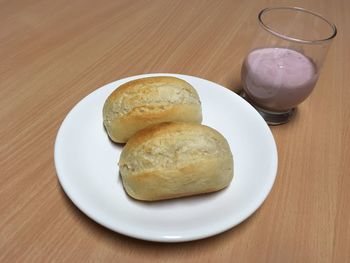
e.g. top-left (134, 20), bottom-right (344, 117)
top-left (107, 76), bottom-right (195, 99)
top-left (119, 122), bottom-right (234, 201)
top-left (103, 76), bottom-right (202, 143)
top-left (124, 122), bottom-right (217, 149)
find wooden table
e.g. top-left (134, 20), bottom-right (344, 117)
top-left (1, 0), bottom-right (349, 262)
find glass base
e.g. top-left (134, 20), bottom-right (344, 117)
top-left (240, 91), bottom-right (296, 125)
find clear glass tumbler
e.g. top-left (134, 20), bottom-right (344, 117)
top-left (241, 7), bottom-right (337, 125)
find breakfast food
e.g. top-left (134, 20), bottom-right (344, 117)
top-left (103, 76), bottom-right (202, 143)
top-left (119, 122), bottom-right (234, 201)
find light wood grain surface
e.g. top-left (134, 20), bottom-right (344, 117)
top-left (1, 0), bottom-right (349, 262)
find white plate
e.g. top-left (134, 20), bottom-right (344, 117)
top-left (54, 73), bottom-right (278, 242)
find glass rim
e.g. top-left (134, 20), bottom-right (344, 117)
top-left (258, 7), bottom-right (337, 44)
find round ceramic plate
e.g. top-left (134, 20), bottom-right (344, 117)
top-left (54, 73), bottom-right (278, 242)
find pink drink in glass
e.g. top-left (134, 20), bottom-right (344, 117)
top-left (242, 47), bottom-right (318, 111)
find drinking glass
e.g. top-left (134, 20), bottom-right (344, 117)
top-left (241, 7), bottom-right (337, 125)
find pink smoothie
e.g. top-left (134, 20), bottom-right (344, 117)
top-left (242, 48), bottom-right (318, 111)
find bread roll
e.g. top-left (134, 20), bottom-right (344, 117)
top-left (103, 76), bottom-right (202, 143)
top-left (119, 122), bottom-right (233, 201)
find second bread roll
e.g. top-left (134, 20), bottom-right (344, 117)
top-left (103, 76), bottom-right (202, 143)
top-left (119, 122), bottom-right (234, 201)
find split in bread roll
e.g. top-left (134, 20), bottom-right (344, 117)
top-left (119, 122), bottom-right (234, 201)
top-left (103, 76), bottom-right (202, 143)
